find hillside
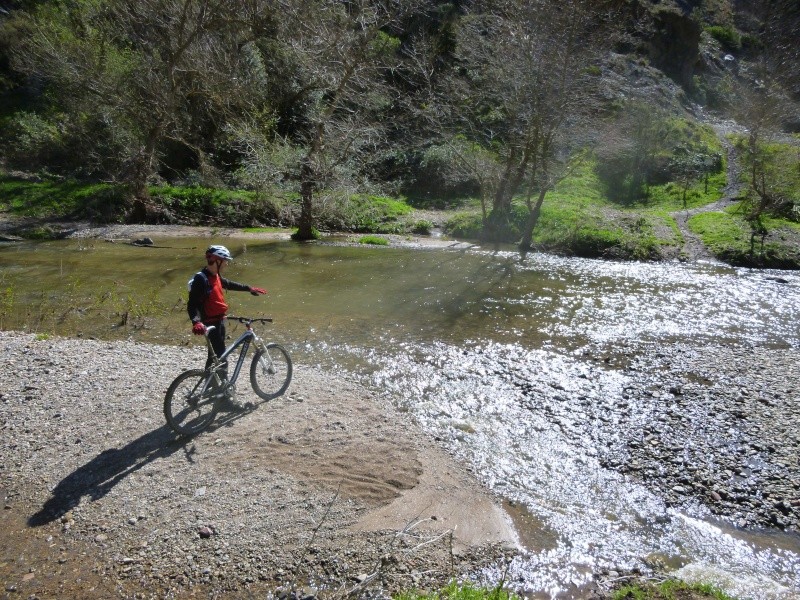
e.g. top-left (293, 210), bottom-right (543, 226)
top-left (0, 0), bottom-right (798, 266)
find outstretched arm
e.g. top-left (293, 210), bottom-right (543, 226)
top-left (220, 276), bottom-right (267, 296)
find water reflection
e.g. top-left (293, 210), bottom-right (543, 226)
top-left (2, 239), bottom-right (798, 350)
top-left (363, 341), bottom-right (800, 599)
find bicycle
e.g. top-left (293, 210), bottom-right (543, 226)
top-left (164, 316), bottom-right (292, 435)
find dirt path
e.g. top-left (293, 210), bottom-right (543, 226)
top-left (670, 124), bottom-right (746, 263)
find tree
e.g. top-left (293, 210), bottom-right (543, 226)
top-left (10, 0), bottom-right (278, 221)
top-left (595, 102), bottom-right (680, 204)
top-left (730, 0), bottom-right (799, 233)
top-left (274, 0), bottom-right (427, 240)
top-left (445, 0), bottom-right (619, 248)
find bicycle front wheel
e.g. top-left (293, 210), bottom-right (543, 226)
top-left (164, 369), bottom-right (219, 435)
top-left (250, 344), bottom-right (292, 401)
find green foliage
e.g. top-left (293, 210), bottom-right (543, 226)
top-left (369, 31), bottom-right (401, 60)
top-left (732, 137), bottom-right (800, 220)
top-left (0, 176), bottom-right (126, 221)
top-left (705, 25), bottom-right (742, 50)
top-left (358, 235), bottom-right (389, 245)
top-left (412, 139), bottom-right (489, 201)
top-left (612, 577), bottom-right (737, 600)
top-left (689, 210), bottom-right (800, 268)
top-left (411, 219), bottom-right (434, 234)
top-left (327, 195), bottom-right (413, 233)
top-left (395, 580), bottom-right (519, 600)
top-left (596, 110), bottom-right (724, 206)
top-left (444, 212), bottom-right (483, 239)
top-left (2, 111), bottom-right (62, 167)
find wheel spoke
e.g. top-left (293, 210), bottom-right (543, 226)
top-left (250, 344), bottom-right (292, 401)
top-left (164, 370), bottom-right (219, 435)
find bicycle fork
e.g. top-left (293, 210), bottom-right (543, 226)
top-left (254, 337), bottom-right (277, 375)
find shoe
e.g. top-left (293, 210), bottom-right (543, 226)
top-left (217, 397), bottom-right (246, 412)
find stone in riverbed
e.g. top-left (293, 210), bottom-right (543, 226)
top-left (198, 526), bottom-right (214, 539)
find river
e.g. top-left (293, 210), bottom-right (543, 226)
top-left (1, 236), bottom-right (799, 599)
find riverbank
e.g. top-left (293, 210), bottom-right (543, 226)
top-left (0, 216), bottom-right (480, 251)
top-left (0, 331), bottom-right (520, 599)
top-left (3, 332), bottom-right (799, 599)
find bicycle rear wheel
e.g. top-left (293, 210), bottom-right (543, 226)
top-left (164, 369), bottom-right (219, 435)
top-left (250, 344), bottom-right (292, 401)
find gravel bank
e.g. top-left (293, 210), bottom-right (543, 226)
top-left (590, 342), bottom-right (800, 532)
top-left (0, 332), bottom-right (516, 599)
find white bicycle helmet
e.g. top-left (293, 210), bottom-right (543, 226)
top-left (205, 245), bottom-right (233, 262)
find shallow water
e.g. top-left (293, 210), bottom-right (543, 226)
top-left (2, 237), bottom-right (800, 598)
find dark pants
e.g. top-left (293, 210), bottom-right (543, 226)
top-left (205, 319), bottom-right (228, 380)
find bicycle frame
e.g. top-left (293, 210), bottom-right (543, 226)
top-left (203, 319), bottom-right (269, 390)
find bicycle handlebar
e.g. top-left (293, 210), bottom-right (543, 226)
top-left (227, 315), bottom-right (273, 324)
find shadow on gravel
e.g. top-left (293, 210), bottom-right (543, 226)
top-left (28, 425), bottom-right (196, 526)
top-left (28, 401), bottom-right (262, 527)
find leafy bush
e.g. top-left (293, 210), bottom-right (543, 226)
top-left (444, 212), bottom-right (482, 239)
top-left (320, 194), bottom-right (413, 233)
top-left (2, 112), bottom-right (62, 169)
top-left (411, 219), bottom-right (434, 234)
top-left (358, 235), bottom-right (388, 245)
top-left (705, 25), bottom-right (742, 50)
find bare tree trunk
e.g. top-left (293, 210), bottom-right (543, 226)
top-left (518, 187), bottom-right (548, 251)
top-left (295, 155), bottom-right (317, 240)
top-left (126, 123), bottom-right (163, 223)
top-left (488, 141), bottom-right (534, 241)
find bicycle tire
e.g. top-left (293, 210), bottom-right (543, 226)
top-left (250, 344), bottom-right (292, 401)
top-left (164, 369), bottom-right (219, 435)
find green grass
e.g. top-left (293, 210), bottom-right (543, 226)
top-left (689, 209), bottom-right (800, 268)
top-left (612, 578), bottom-right (737, 600)
top-left (241, 226), bottom-right (287, 233)
top-left (0, 176), bottom-right (428, 234)
top-left (0, 176), bottom-right (125, 219)
top-left (644, 171), bottom-right (726, 211)
top-left (395, 581), bottom-right (519, 600)
top-left (440, 140), bottom-right (732, 260)
top-left (358, 235), bottom-right (389, 245)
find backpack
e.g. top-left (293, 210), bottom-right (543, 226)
top-left (187, 271), bottom-right (211, 297)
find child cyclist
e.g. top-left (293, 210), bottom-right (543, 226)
top-left (187, 245), bottom-right (267, 378)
